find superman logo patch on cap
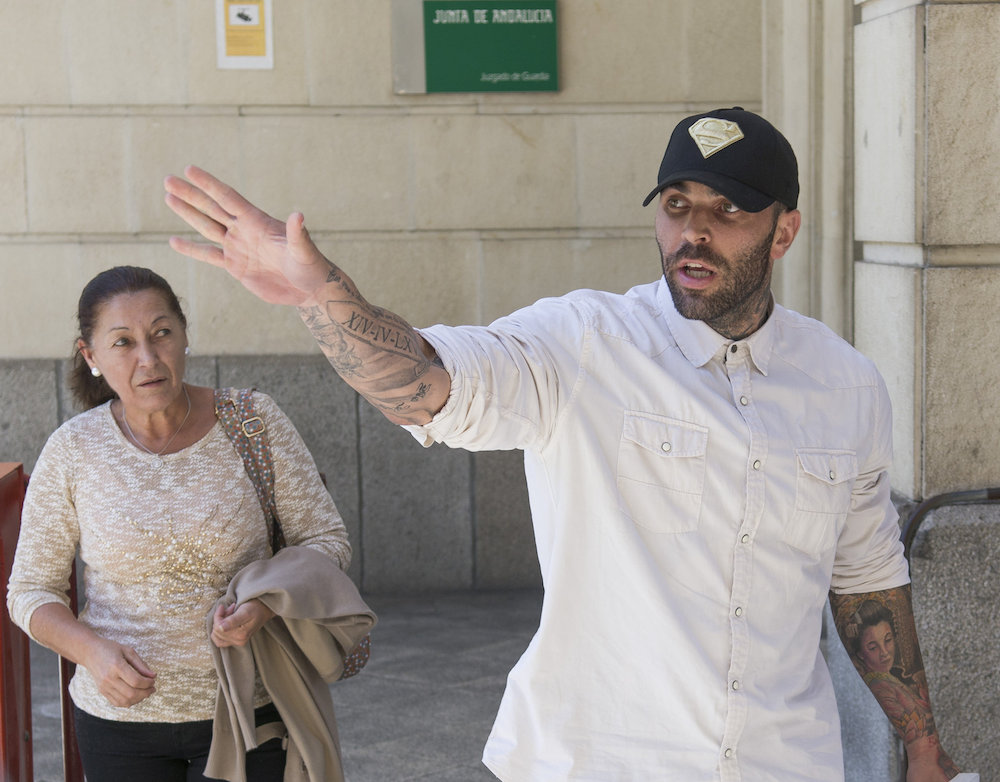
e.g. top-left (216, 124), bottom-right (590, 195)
top-left (688, 118), bottom-right (745, 159)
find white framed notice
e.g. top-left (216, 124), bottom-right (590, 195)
top-left (216, 0), bottom-right (274, 70)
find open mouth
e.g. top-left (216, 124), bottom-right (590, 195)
top-left (674, 261), bottom-right (719, 289)
top-left (682, 262), bottom-right (715, 279)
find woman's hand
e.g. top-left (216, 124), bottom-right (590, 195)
top-left (83, 638), bottom-right (157, 708)
top-left (211, 598), bottom-right (276, 648)
top-left (28, 603), bottom-right (156, 708)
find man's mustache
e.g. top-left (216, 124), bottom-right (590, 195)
top-left (663, 241), bottom-right (728, 268)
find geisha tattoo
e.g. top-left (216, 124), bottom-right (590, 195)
top-left (830, 585), bottom-right (959, 777)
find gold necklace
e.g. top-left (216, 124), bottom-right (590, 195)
top-left (120, 385), bottom-right (192, 468)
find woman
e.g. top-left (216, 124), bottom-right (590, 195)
top-left (7, 266), bottom-right (356, 780)
top-left (847, 599), bottom-right (933, 744)
top-left (854, 600), bottom-right (899, 676)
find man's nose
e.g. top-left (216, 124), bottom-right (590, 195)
top-left (681, 208), bottom-right (711, 244)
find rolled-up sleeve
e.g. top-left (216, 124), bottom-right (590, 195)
top-left (403, 299), bottom-right (586, 453)
top-left (830, 373), bottom-right (909, 593)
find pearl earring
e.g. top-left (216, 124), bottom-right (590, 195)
top-left (185, 346), bottom-right (191, 356)
top-left (91, 366), bottom-right (102, 378)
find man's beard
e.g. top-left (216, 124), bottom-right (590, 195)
top-left (659, 218), bottom-right (778, 326)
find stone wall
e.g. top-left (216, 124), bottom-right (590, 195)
top-left (850, 2), bottom-right (1000, 777)
top-left (2, 1), bottom-right (998, 777)
top-left (0, 0), bottom-right (765, 360)
top-left (0, 0), bottom-right (767, 596)
top-left (853, 0), bottom-right (1000, 498)
top-left (909, 503), bottom-right (1000, 777)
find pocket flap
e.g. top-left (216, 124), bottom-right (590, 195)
top-left (796, 449), bottom-right (858, 485)
top-left (623, 413), bottom-right (708, 458)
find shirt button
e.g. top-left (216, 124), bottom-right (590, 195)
top-left (661, 442), bottom-right (672, 453)
top-left (752, 459), bottom-right (761, 470)
top-left (740, 533), bottom-right (750, 544)
top-left (739, 395), bottom-right (748, 406)
top-left (829, 470), bottom-right (836, 480)
top-left (724, 748), bottom-right (734, 759)
top-left (732, 680), bottom-right (741, 690)
top-left (734, 606), bottom-right (743, 617)
top-left (730, 344), bottom-right (738, 353)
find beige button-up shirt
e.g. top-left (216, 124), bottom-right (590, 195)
top-left (407, 278), bottom-right (908, 781)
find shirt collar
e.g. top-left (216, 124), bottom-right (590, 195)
top-left (658, 278), bottom-right (776, 375)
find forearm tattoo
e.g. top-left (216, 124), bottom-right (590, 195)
top-left (298, 263), bottom-right (440, 415)
top-left (830, 585), bottom-right (957, 775)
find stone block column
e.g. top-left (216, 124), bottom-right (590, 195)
top-left (852, 1), bottom-right (1000, 777)
top-left (854, 0), bottom-right (1000, 499)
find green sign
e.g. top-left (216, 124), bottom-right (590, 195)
top-left (423, 1), bottom-right (558, 93)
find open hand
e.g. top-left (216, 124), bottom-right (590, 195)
top-left (164, 166), bottom-right (331, 306)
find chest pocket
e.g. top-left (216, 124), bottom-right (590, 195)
top-left (787, 448), bottom-right (859, 557)
top-left (617, 412), bottom-right (708, 534)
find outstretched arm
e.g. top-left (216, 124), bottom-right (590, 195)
top-left (830, 585), bottom-right (960, 781)
top-left (164, 166), bottom-right (450, 425)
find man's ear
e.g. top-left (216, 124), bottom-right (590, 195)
top-left (770, 208), bottom-right (802, 261)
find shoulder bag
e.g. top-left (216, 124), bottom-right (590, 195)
top-left (214, 387), bottom-right (371, 679)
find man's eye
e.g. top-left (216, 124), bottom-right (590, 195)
top-left (666, 198), bottom-right (686, 209)
top-left (720, 202), bottom-right (741, 214)
top-left (113, 338), bottom-right (129, 347)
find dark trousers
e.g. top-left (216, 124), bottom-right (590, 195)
top-left (72, 702), bottom-right (286, 782)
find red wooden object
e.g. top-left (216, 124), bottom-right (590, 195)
top-left (0, 462), bottom-right (32, 782)
top-left (60, 558), bottom-right (84, 782)
top-left (0, 463), bottom-right (85, 782)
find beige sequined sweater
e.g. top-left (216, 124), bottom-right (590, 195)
top-left (7, 390), bottom-right (351, 723)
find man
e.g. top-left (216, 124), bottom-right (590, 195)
top-left (164, 108), bottom-right (968, 781)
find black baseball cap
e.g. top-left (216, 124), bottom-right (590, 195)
top-left (642, 107), bottom-right (798, 212)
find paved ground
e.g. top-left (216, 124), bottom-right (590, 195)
top-left (27, 589), bottom-right (543, 782)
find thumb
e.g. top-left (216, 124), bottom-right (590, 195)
top-left (286, 212), bottom-right (327, 268)
top-left (286, 212), bottom-right (312, 250)
top-left (216, 603), bottom-right (240, 632)
top-left (122, 647), bottom-right (157, 679)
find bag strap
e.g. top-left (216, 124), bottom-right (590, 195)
top-left (214, 387), bottom-right (286, 553)
top-left (215, 388), bottom-right (372, 680)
